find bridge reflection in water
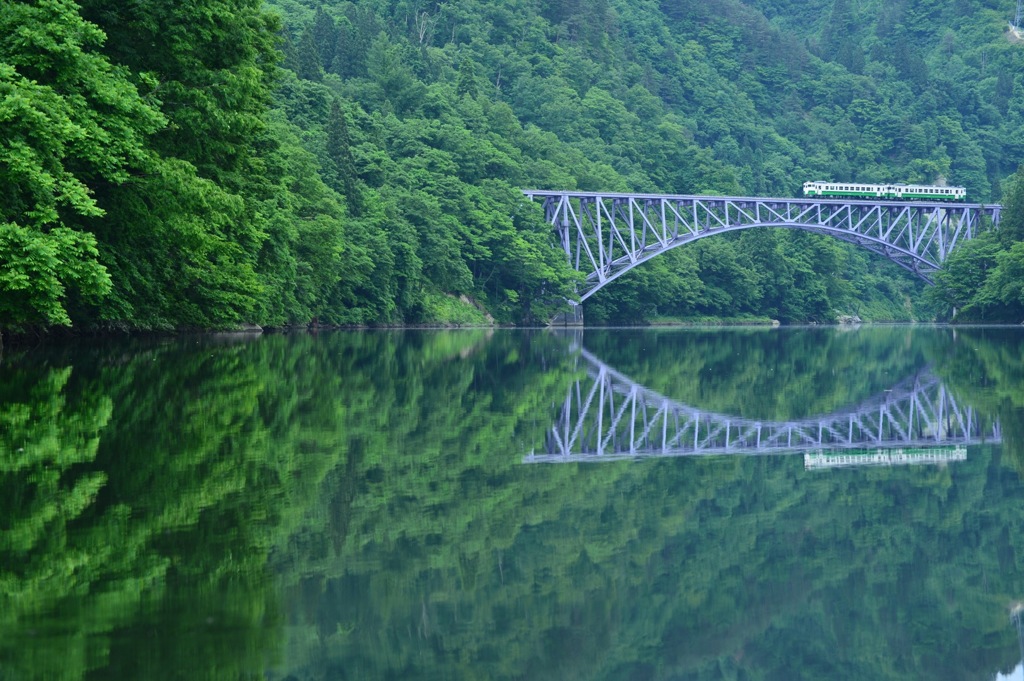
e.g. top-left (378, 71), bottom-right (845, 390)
top-left (527, 339), bottom-right (1001, 466)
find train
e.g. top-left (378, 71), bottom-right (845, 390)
top-left (802, 181), bottom-right (966, 202)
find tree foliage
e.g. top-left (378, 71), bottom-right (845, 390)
top-left (933, 167), bottom-right (1024, 322)
top-left (0, 0), bottom-right (160, 328)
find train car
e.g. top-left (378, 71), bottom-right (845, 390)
top-left (802, 181), bottom-right (966, 202)
top-left (889, 183), bottom-right (966, 201)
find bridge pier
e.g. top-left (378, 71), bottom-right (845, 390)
top-left (548, 300), bottom-right (584, 327)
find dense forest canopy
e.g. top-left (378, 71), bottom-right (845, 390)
top-left (2, 0), bottom-right (1024, 331)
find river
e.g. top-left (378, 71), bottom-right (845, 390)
top-left (1, 326), bottom-right (1023, 680)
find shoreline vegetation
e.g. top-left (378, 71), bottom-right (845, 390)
top-left (6, 316), bottom-right (1022, 353)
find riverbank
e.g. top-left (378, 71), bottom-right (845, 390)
top-left (647, 315), bottom-right (780, 326)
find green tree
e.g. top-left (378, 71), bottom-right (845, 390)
top-left (297, 25), bottom-right (323, 82)
top-left (984, 243), bottom-right (1024, 319)
top-left (79, 0), bottom-right (279, 182)
top-left (456, 58), bottom-right (480, 98)
top-left (366, 33), bottom-right (426, 115)
top-left (998, 165), bottom-right (1024, 246)
top-left (329, 7), bottom-right (378, 79)
top-left (325, 99), bottom-right (363, 215)
top-left (311, 7), bottom-right (338, 72)
top-left (931, 231), bottom-right (1002, 320)
top-left (75, 0), bottom-right (283, 328)
top-left (0, 0), bottom-right (161, 331)
top-left (931, 167), bottom-right (1024, 322)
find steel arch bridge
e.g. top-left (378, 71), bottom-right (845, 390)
top-left (523, 191), bottom-right (1002, 301)
top-left (526, 343), bottom-right (1001, 464)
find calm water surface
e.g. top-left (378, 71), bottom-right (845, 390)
top-left (2, 326), bottom-right (1024, 680)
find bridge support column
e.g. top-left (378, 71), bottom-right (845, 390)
top-left (548, 301), bottom-right (584, 327)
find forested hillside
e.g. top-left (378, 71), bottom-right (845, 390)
top-left (3, 0), bottom-right (1024, 332)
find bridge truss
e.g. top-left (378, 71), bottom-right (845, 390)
top-left (523, 191), bottom-right (1002, 300)
top-left (527, 347), bottom-right (1001, 463)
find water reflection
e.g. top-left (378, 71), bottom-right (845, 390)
top-left (2, 328), bottom-right (1024, 680)
top-left (0, 336), bottom-right (285, 681)
top-left (533, 330), bottom-right (1002, 465)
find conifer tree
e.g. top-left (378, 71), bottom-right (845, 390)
top-left (279, 27), bottom-right (300, 73)
top-left (311, 7), bottom-right (338, 73)
top-left (297, 26), bottom-right (323, 82)
top-left (325, 99), bottom-right (362, 216)
top-left (456, 58), bottom-right (480, 98)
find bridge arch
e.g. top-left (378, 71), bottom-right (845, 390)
top-left (524, 191), bottom-right (1002, 301)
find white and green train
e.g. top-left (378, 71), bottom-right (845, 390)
top-left (802, 181), bottom-right (966, 202)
